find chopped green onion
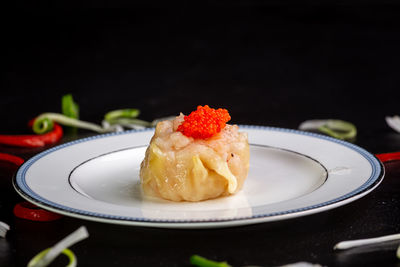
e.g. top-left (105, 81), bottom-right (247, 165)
top-left (299, 119), bottom-right (357, 140)
top-left (62, 94), bottom-right (79, 119)
top-left (102, 115), bottom-right (176, 131)
top-left (103, 109), bottom-right (151, 130)
top-left (27, 248), bottom-right (77, 267)
top-left (101, 120), bottom-right (124, 132)
top-left (34, 113), bottom-right (111, 133)
top-left (278, 263), bottom-right (322, 267)
top-left (61, 94), bottom-right (80, 134)
top-left (104, 109), bottom-right (140, 123)
top-left (61, 249), bottom-right (77, 267)
top-left (190, 255), bottom-right (231, 267)
top-left (318, 120), bottom-right (357, 140)
top-left (0, 221), bottom-right (10, 238)
top-left (32, 117), bottom-right (54, 134)
top-left (27, 226), bottom-right (88, 267)
top-left (333, 233), bottom-right (400, 250)
top-left (106, 118), bottom-right (152, 127)
top-left (386, 115), bottom-right (400, 133)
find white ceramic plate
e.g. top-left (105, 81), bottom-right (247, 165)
top-left (14, 126), bottom-right (384, 228)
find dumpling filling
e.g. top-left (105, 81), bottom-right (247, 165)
top-left (140, 106), bottom-right (249, 202)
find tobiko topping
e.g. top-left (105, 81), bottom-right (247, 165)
top-left (177, 105), bottom-right (231, 139)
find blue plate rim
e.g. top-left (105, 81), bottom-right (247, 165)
top-left (13, 125), bottom-right (384, 225)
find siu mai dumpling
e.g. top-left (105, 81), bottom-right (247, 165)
top-left (140, 105), bottom-right (249, 202)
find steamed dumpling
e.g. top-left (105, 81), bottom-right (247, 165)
top-left (140, 112), bottom-right (249, 202)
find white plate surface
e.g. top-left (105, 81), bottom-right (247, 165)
top-left (14, 126), bottom-right (384, 228)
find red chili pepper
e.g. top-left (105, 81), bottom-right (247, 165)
top-left (376, 152), bottom-right (400, 163)
top-left (0, 123), bottom-right (63, 148)
top-left (13, 201), bottom-right (63, 222)
top-left (0, 153), bottom-right (24, 166)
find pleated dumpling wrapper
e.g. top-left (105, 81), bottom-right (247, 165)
top-left (140, 105), bottom-right (250, 202)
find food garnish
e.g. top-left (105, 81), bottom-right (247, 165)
top-left (0, 153), bottom-right (24, 166)
top-left (0, 221), bottom-right (10, 238)
top-left (298, 119), bottom-right (357, 140)
top-left (0, 123), bottom-right (63, 148)
top-left (13, 201), bottom-right (63, 222)
top-left (334, 233), bottom-right (400, 250)
top-left (178, 105), bottom-right (231, 139)
top-left (27, 226), bottom-right (88, 267)
top-left (190, 254), bottom-right (232, 267)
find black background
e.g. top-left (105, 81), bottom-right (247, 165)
top-left (1, 5), bottom-right (400, 267)
top-left (3, 6), bottom-right (400, 132)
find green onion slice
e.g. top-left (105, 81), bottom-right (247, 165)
top-left (386, 115), bottom-right (400, 133)
top-left (27, 226), bottom-right (88, 267)
top-left (102, 115), bottom-right (177, 131)
top-left (0, 221), bottom-right (10, 238)
top-left (62, 94), bottom-right (79, 119)
top-left (334, 233), bottom-right (400, 250)
top-left (190, 255), bottom-right (232, 267)
top-left (103, 109), bottom-right (148, 130)
top-left (32, 117), bottom-right (55, 134)
top-left (106, 118), bottom-right (152, 127)
top-left (34, 113), bottom-right (110, 133)
top-left (298, 119), bottom-right (357, 140)
top-left (27, 248), bottom-right (77, 267)
top-left (104, 109), bottom-right (140, 123)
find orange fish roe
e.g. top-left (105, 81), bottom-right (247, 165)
top-left (178, 105), bottom-right (231, 139)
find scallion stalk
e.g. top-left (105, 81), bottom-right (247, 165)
top-left (32, 117), bottom-right (54, 135)
top-left (190, 255), bottom-right (232, 267)
top-left (61, 94), bottom-right (80, 134)
top-left (28, 248), bottom-right (77, 267)
top-left (334, 233), bottom-right (400, 250)
top-left (33, 113), bottom-right (110, 134)
top-left (0, 221), bottom-right (10, 238)
top-left (318, 120), bottom-right (357, 140)
top-left (62, 94), bottom-right (79, 119)
top-left (106, 118), bottom-right (152, 127)
top-left (299, 119), bottom-right (357, 140)
top-left (386, 115), bottom-right (400, 133)
top-left (104, 109), bottom-right (140, 122)
top-left (27, 226), bottom-right (88, 267)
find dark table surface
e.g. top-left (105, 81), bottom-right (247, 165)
top-left (2, 6), bottom-right (400, 267)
